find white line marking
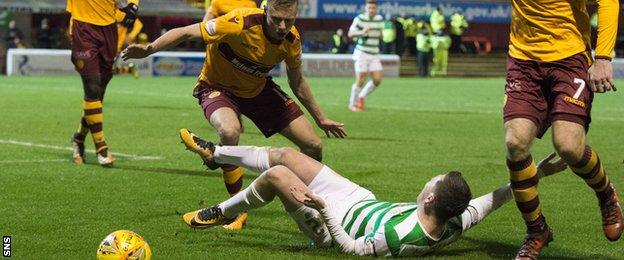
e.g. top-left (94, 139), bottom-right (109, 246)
top-left (0, 159), bottom-right (67, 164)
top-left (0, 139), bottom-right (163, 160)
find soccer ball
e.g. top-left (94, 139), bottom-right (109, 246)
top-left (96, 230), bottom-right (152, 260)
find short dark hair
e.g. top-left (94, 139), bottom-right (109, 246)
top-left (432, 171), bottom-right (472, 221)
top-left (267, 0), bottom-right (299, 9)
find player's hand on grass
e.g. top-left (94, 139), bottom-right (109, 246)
top-left (290, 186), bottom-right (327, 210)
top-left (317, 118), bottom-right (346, 138)
top-left (588, 59), bottom-right (617, 93)
top-left (537, 152), bottom-right (567, 178)
top-left (121, 44), bottom-right (152, 61)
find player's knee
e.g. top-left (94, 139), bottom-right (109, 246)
top-left (505, 134), bottom-right (531, 160)
top-left (300, 141), bottom-right (322, 162)
top-left (356, 78), bottom-right (366, 87)
top-left (273, 147), bottom-right (298, 164)
top-left (553, 138), bottom-right (583, 163)
top-left (83, 85), bottom-right (102, 100)
top-left (217, 125), bottom-right (241, 144)
top-left (264, 165), bottom-right (289, 184)
top-left (373, 78), bottom-right (382, 86)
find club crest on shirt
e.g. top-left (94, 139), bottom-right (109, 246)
top-left (75, 59), bottom-right (85, 69)
top-left (228, 17), bottom-right (240, 24)
top-left (209, 91), bottom-right (221, 99)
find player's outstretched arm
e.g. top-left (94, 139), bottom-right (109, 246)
top-left (291, 187), bottom-right (374, 256)
top-left (460, 152), bottom-right (567, 231)
top-left (286, 68), bottom-right (346, 138)
top-left (536, 152), bottom-right (567, 178)
top-left (121, 23), bottom-right (202, 60)
top-left (589, 0), bottom-right (619, 93)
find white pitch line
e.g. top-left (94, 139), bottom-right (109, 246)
top-left (0, 159), bottom-right (67, 164)
top-left (0, 139), bottom-right (163, 160)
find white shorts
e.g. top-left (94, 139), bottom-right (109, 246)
top-left (308, 165), bottom-right (376, 221)
top-left (353, 49), bottom-right (383, 73)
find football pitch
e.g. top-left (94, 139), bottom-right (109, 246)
top-left (1, 75), bottom-right (622, 259)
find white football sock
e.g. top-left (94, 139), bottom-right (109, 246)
top-left (218, 180), bottom-right (270, 218)
top-left (358, 80), bottom-right (377, 98)
top-left (349, 83), bottom-right (362, 107)
top-left (213, 145), bottom-right (270, 173)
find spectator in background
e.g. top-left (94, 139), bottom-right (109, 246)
top-left (4, 20), bottom-right (25, 49)
top-left (398, 15), bottom-right (417, 57)
top-left (331, 28), bottom-right (348, 54)
top-left (36, 18), bottom-right (58, 49)
top-left (381, 14), bottom-right (395, 54)
top-left (393, 15), bottom-right (404, 56)
top-left (414, 19), bottom-right (431, 58)
top-left (430, 30), bottom-right (451, 76)
top-left (430, 7), bottom-right (446, 34)
top-left (416, 27), bottom-right (431, 77)
top-left (450, 11), bottom-right (468, 53)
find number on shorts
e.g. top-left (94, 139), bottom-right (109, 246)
top-left (573, 78), bottom-right (586, 99)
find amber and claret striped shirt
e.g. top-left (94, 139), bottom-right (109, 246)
top-left (509, 0), bottom-right (618, 62)
top-left (196, 8), bottom-right (302, 98)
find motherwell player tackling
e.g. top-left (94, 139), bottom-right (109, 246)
top-left (123, 0), bottom-right (345, 231)
top-left (503, 0), bottom-right (622, 259)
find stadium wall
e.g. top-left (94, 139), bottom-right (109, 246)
top-left (12, 48), bottom-right (624, 79)
top-left (6, 48), bottom-right (401, 77)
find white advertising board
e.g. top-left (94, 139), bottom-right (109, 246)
top-left (7, 49), bottom-right (400, 77)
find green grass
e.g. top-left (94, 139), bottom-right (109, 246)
top-left (0, 76), bottom-right (622, 259)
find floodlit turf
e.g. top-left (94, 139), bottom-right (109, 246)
top-left (0, 75), bottom-right (622, 259)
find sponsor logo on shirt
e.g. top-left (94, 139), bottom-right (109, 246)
top-left (218, 43), bottom-right (273, 78)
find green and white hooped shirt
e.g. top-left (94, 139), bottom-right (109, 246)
top-left (349, 13), bottom-right (383, 55)
top-left (341, 200), bottom-right (464, 257)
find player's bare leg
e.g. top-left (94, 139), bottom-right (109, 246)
top-left (280, 115), bottom-right (323, 162)
top-left (552, 120), bottom-right (623, 241)
top-left (349, 72), bottom-right (367, 111)
top-left (357, 70), bottom-right (382, 110)
top-left (505, 118), bottom-right (553, 260)
top-left (208, 107), bottom-right (247, 230)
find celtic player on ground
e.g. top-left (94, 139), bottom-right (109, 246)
top-left (178, 128), bottom-right (566, 257)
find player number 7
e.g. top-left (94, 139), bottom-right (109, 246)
top-left (573, 78), bottom-right (585, 99)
